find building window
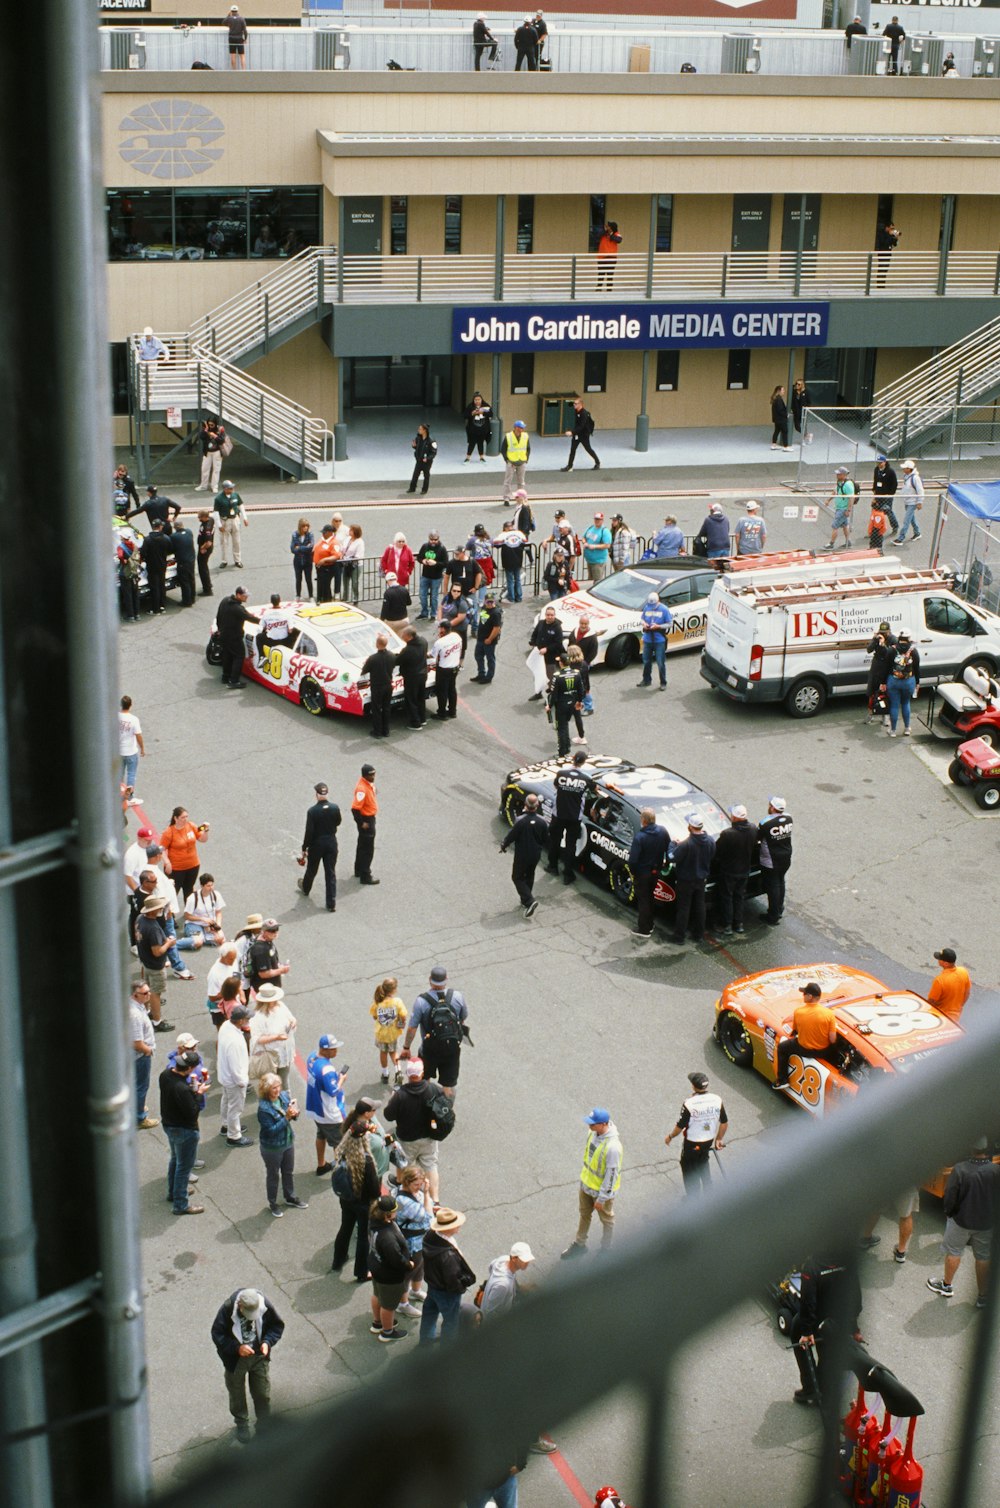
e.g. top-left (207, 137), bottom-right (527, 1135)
top-left (656, 350), bottom-right (679, 391)
top-left (511, 353), bottom-right (534, 394)
top-left (583, 351), bottom-right (607, 393)
top-left (517, 195), bottom-right (535, 255)
top-left (444, 196), bottom-right (462, 255)
top-left (655, 195), bottom-right (673, 254)
top-left (109, 343), bottom-right (130, 416)
top-left (727, 350), bottom-right (751, 390)
top-left (106, 187), bottom-right (322, 262)
top-left (589, 195), bottom-right (607, 252)
top-left (390, 197), bottom-right (408, 255)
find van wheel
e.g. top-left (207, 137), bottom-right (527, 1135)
top-left (948, 759), bottom-right (965, 785)
top-left (716, 1010), bottom-right (753, 1067)
top-left (605, 634), bottom-right (636, 671)
top-left (785, 678), bottom-right (827, 718)
top-left (973, 782), bottom-right (1000, 810)
top-left (299, 678), bottom-right (326, 716)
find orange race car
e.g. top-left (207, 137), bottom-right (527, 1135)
top-left (714, 963), bottom-right (965, 1195)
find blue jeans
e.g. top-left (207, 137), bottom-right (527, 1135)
top-left (895, 504), bottom-right (921, 542)
top-left (582, 690), bottom-right (594, 713)
top-left (183, 920), bottom-right (221, 947)
top-left (505, 568), bottom-right (522, 603)
top-left (165, 1125), bottom-right (201, 1212)
top-left (419, 1287), bottom-right (463, 1344)
top-left (548, 586), bottom-right (567, 600)
top-left (162, 914), bottom-right (197, 972)
top-left (887, 675), bottom-right (915, 731)
top-left (419, 578), bottom-right (441, 618)
top-left (468, 1474), bottom-right (518, 1508)
top-left (641, 639), bottom-right (667, 686)
top-left (120, 752), bottom-right (139, 790)
top-left (474, 640), bottom-right (497, 680)
top-left (135, 1053), bottom-right (152, 1123)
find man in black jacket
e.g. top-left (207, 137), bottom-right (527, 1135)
top-left (298, 780), bottom-right (341, 912)
top-left (384, 1058), bottom-right (440, 1200)
top-left (419, 1207), bottom-right (476, 1344)
top-left (547, 751), bottom-right (593, 883)
top-left (471, 590), bottom-right (503, 684)
top-left (196, 510), bottom-right (215, 597)
top-left (500, 793), bottom-right (548, 917)
top-left (528, 606), bottom-right (565, 701)
top-left (127, 484), bottom-right (180, 535)
top-left (792, 1257), bottom-right (862, 1407)
top-left (471, 18), bottom-right (497, 72)
top-left (546, 657), bottom-right (583, 757)
top-left (395, 624), bottom-right (429, 729)
top-left (668, 814), bottom-right (717, 946)
top-left (514, 15), bottom-right (538, 70)
top-left (865, 622), bottom-right (898, 717)
top-left (927, 1138), bottom-right (1000, 1304)
top-left (628, 807), bottom-right (669, 939)
top-left (210, 1287), bottom-right (285, 1442)
top-left (562, 399), bottom-right (600, 472)
top-left (713, 804), bottom-right (758, 935)
top-left (881, 15), bottom-right (905, 73)
top-left (217, 585), bottom-right (258, 689)
top-left (871, 456), bottom-right (899, 532)
top-left (160, 1050), bottom-right (203, 1213)
top-left (170, 518), bottom-right (197, 607)
top-left (758, 796), bottom-right (793, 926)
top-left (139, 519), bottom-right (172, 616)
top-left (361, 632), bottom-right (397, 740)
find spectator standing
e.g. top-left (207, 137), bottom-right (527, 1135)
top-left (351, 763), bottom-right (380, 884)
top-left (227, 5), bottom-right (249, 68)
top-left (514, 16), bottom-right (538, 70)
top-left (431, 624), bottom-right (462, 719)
top-left (249, 984), bottom-right (297, 1092)
top-left (472, 16), bottom-right (499, 71)
top-left (305, 1034), bottom-right (347, 1172)
top-left (882, 17), bottom-right (905, 75)
top-left (533, 9), bottom-right (548, 62)
top-left (501, 421), bottom-right (530, 502)
top-left (885, 631), bottom-right (919, 737)
top-left (893, 459), bottom-right (924, 544)
top-left (299, 780), bottom-right (341, 912)
top-left (370, 977), bottom-right (408, 1085)
top-left (384, 1060), bottom-right (442, 1203)
top-left (713, 805), bottom-right (758, 935)
top-left (927, 1139), bottom-right (999, 1305)
top-left (206, 943), bottom-right (239, 1023)
top-left (218, 1004), bottom-right (254, 1147)
top-left (380, 532), bottom-right (416, 587)
top-left (129, 981), bottom-right (158, 1129)
top-left (697, 504), bottom-right (731, 560)
top-left (290, 519), bottom-right (315, 599)
top-left (581, 513), bottom-right (612, 583)
top-left (637, 592), bottom-right (672, 691)
top-left (596, 222), bottom-right (622, 291)
top-left (395, 1165), bottom-right (433, 1315)
top-left (408, 424), bottom-right (438, 495)
top-left (561, 1109), bottom-right (622, 1258)
top-left (822, 467), bottom-right (856, 551)
top-left (330, 1114), bottom-right (382, 1278)
top-left (159, 1050), bottom-right (204, 1214)
top-left (416, 532), bottom-right (449, 620)
top-left (463, 390), bottom-right (493, 452)
top-left (119, 695), bottom-right (145, 791)
top-left (494, 525), bottom-right (529, 605)
top-left (159, 806), bottom-right (209, 903)
top-left (500, 792), bottom-right (548, 918)
top-left (610, 514), bottom-right (636, 572)
top-left (210, 1289), bottom-right (284, 1444)
top-left (136, 896), bottom-right (175, 1031)
top-left (471, 589), bottom-right (503, 683)
top-left (758, 795), bottom-right (793, 926)
top-left (872, 456), bottom-right (899, 533)
top-left (668, 814), bottom-right (717, 947)
top-left (313, 524), bottom-right (340, 604)
top-left (876, 219), bottom-right (900, 285)
top-left (479, 1241), bottom-right (535, 1318)
top-left (341, 523), bottom-right (365, 605)
top-left (196, 510), bottom-right (215, 597)
top-left (114, 463), bottom-right (140, 513)
top-left (213, 481), bottom-right (247, 569)
top-left (197, 419), bottom-right (226, 493)
top-left (628, 807), bottom-right (669, 940)
top-left (770, 385), bottom-right (791, 449)
top-left (117, 535), bottom-right (141, 623)
top-left (420, 1208), bottom-right (476, 1343)
top-left (844, 15), bottom-right (867, 47)
top-left (791, 378), bottom-right (811, 435)
top-left (567, 615), bottom-right (598, 714)
top-left (395, 624), bottom-right (429, 729)
top-left (257, 1075), bottom-right (308, 1217)
top-left (562, 399), bottom-right (601, 472)
top-left (868, 499), bottom-right (890, 554)
top-left (927, 947), bottom-right (971, 1022)
top-left (664, 1071), bottom-right (728, 1194)
top-left (543, 548), bottom-right (571, 600)
top-left (444, 542), bottom-right (484, 605)
top-left (367, 1195), bottom-right (414, 1342)
top-left (467, 523), bottom-right (495, 611)
top-left (734, 501), bottom-right (767, 556)
top-left (652, 515), bottom-right (685, 559)
top-left (865, 622), bottom-right (897, 720)
top-left (860, 1188), bottom-right (919, 1264)
top-left (402, 966), bottom-right (469, 1099)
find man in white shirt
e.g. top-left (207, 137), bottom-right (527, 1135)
top-left (255, 594), bottom-right (297, 666)
top-left (217, 1005), bottom-right (253, 1147)
top-left (129, 980), bottom-right (158, 1130)
top-left (430, 624), bottom-right (462, 720)
top-left (207, 944), bottom-right (241, 1019)
top-left (124, 826), bottom-right (157, 892)
top-left (119, 695), bottom-right (145, 790)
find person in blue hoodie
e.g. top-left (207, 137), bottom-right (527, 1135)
top-left (697, 503), bottom-right (731, 560)
top-left (628, 808), bottom-right (669, 939)
top-left (637, 592), bottom-right (673, 691)
top-left (668, 813), bottom-right (717, 947)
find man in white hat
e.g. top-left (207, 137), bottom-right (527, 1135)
top-left (668, 813), bottom-right (716, 947)
top-left (478, 1241), bottom-right (535, 1318)
top-left (210, 1287), bottom-right (285, 1442)
top-left (893, 460), bottom-right (924, 545)
top-left (697, 502), bottom-right (731, 560)
top-left (734, 500), bottom-right (767, 557)
top-left (137, 326), bottom-right (168, 362)
top-left (472, 12), bottom-right (498, 70)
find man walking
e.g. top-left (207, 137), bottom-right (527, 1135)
top-left (927, 947), bottom-right (971, 1022)
top-left (927, 1139), bottom-right (999, 1306)
top-left (384, 1058), bottom-right (441, 1203)
top-left (500, 793), bottom-right (548, 918)
top-left (561, 1108), bottom-right (623, 1259)
top-left (547, 750), bottom-right (593, 883)
top-left (218, 1004), bottom-right (254, 1148)
top-left (664, 1071), bottom-right (728, 1195)
top-left (352, 763), bottom-right (379, 885)
top-left (298, 780), bottom-right (341, 912)
top-left (471, 590), bottom-right (503, 683)
top-left (196, 510), bottom-right (215, 597)
top-left (119, 695), bottom-right (145, 792)
top-left (894, 459), bottom-right (924, 544)
top-left (213, 481), bottom-right (247, 569)
top-left (713, 804), bottom-right (758, 935)
top-left (581, 512), bottom-right (612, 583)
top-left (305, 1033), bottom-right (348, 1174)
top-left (547, 655), bottom-right (584, 757)
top-left (668, 814), bottom-right (716, 947)
top-left (217, 585), bottom-right (258, 690)
top-left (501, 420), bottom-right (530, 503)
top-left (159, 1049), bottom-right (205, 1214)
top-left (361, 632), bottom-right (396, 741)
top-left (823, 468), bottom-right (855, 551)
top-left (562, 399), bottom-right (600, 472)
top-left (139, 519), bottom-right (171, 616)
top-left (872, 455), bottom-right (899, 534)
top-left (395, 624), bottom-right (429, 729)
top-left (628, 807), bottom-right (669, 940)
top-left (758, 795), bottom-right (793, 926)
top-left (402, 966), bottom-right (469, 1099)
top-left (637, 592), bottom-right (672, 691)
top-left (211, 1288), bottom-right (284, 1444)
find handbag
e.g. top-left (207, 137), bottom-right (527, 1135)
top-left (249, 1044), bottom-right (279, 1082)
top-left (220, 435), bottom-right (234, 458)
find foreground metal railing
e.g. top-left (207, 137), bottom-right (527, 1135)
top-left (872, 313), bottom-right (1000, 456)
top-left (154, 1017), bottom-right (1000, 1508)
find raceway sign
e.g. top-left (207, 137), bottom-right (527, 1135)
top-left (453, 302), bottom-right (829, 352)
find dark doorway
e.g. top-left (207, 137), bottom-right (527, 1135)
top-left (346, 356), bottom-right (452, 408)
top-left (781, 195), bottom-right (821, 253)
top-left (732, 195), bottom-right (771, 252)
top-left (342, 197), bottom-right (383, 257)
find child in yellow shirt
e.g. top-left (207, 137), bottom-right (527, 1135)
top-left (370, 977), bottom-right (408, 1085)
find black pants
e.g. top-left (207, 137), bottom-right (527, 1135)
top-left (316, 563), bottom-right (336, 603)
top-left (435, 667), bottom-right (458, 717)
top-left (554, 713), bottom-right (572, 756)
top-left (547, 816), bottom-right (580, 878)
top-left (370, 686), bottom-right (391, 738)
top-left (176, 561), bottom-right (196, 606)
top-left (512, 859), bottom-right (537, 908)
top-left (198, 549), bottom-right (213, 595)
top-left (771, 420), bottom-right (789, 446)
top-left (220, 641), bottom-right (244, 684)
top-left (403, 672), bottom-right (427, 727)
top-left (294, 557), bottom-right (313, 597)
top-left (596, 257), bottom-right (616, 289)
top-left (119, 577), bottom-right (140, 620)
top-left (332, 1198), bottom-right (370, 1278)
top-left (763, 862), bottom-right (790, 922)
top-left (715, 872), bottom-right (749, 930)
top-left (466, 427), bottom-right (488, 454)
top-left (473, 41), bottom-right (497, 70)
top-left (303, 842), bottom-right (337, 907)
top-left (568, 434), bottom-right (600, 468)
top-left (672, 880), bottom-right (707, 943)
top-left (353, 814), bottom-right (376, 880)
top-left (146, 568), bottom-right (166, 613)
top-left (409, 460), bottom-right (432, 494)
top-left (515, 47), bottom-right (536, 70)
top-left (679, 1140), bottom-right (713, 1193)
top-left (635, 871), bottom-right (657, 935)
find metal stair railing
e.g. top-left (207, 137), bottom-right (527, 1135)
top-left (190, 247), bottom-right (338, 365)
top-left (871, 312), bottom-right (1000, 454)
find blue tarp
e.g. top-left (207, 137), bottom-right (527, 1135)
top-left (947, 482), bottom-right (1000, 522)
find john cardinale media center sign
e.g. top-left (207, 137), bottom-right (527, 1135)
top-left (452, 302), bottom-right (830, 353)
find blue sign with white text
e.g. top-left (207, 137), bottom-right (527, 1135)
top-left (452, 302), bottom-right (829, 353)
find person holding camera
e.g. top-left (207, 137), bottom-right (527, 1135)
top-left (210, 1288), bottom-right (285, 1444)
top-left (257, 1074), bottom-right (308, 1218)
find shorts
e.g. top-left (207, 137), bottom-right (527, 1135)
top-left (833, 510), bottom-right (850, 529)
top-left (375, 1035), bottom-right (402, 1051)
top-left (372, 1278), bottom-right (406, 1310)
top-left (314, 1121), bottom-right (345, 1148)
top-left (229, 42), bottom-right (245, 54)
top-left (209, 1009), bottom-right (226, 1030)
top-left (399, 1136), bottom-right (439, 1173)
top-left (892, 1187), bottom-right (919, 1221)
top-left (423, 1047), bottom-right (461, 1088)
top-left (942, 1218), bottom-right (992, 1262)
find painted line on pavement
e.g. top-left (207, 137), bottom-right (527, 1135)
top-left (456, 693), bottom-right (530, 765)
top-left (546, 1442), bottom-right (597, 1506)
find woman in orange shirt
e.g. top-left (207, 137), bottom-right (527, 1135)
top-left (160, 806), bottom-right (209, 902)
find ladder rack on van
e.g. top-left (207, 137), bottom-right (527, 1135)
top-left (745, 567), bottom-right (950, 608)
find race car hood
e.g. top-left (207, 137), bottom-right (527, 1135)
top-left (504, 756), bottom-right (730, 842)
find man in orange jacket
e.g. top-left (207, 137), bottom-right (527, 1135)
top-left (351, 763), bottom-right (379, 885)
top-left (313, 525), bottom-right (341, 604)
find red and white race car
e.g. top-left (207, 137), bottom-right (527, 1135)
top-left (206, 601), bottom-right (429, 718)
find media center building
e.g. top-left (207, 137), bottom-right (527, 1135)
top-left (102, 46), bottom-right (1000, 455)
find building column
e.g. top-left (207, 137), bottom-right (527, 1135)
top-left (490, 196), bottom-right (505, 454)
top-left (635, 194), bottom-right (657, 451)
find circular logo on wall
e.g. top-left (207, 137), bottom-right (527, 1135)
top-left (118, 99), bottom-right (224, 179)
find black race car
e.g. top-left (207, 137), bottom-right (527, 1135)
top-left (499, 755), bottom-right (765, 919)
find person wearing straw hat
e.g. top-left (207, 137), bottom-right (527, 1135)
top-left (419, 1206), bottom-right (477, 1344)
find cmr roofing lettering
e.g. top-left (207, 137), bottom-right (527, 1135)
top-left (453, 302), bottom-right (829, 353)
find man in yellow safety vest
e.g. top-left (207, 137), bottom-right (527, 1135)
top-left (501, 420), bottom-right (531, 503)
top-left (561, 1107), bottom-right (622, 1259)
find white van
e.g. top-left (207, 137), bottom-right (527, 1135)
top-left (701, 557), bottom-right (1000, 717)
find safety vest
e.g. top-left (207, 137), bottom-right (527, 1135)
top-left (505, 431), bottom-right (528, 463)
top-left (683, 1092), bottom-right (722, 1144)
top-left (580, 1128), bottom-right (622, 1195)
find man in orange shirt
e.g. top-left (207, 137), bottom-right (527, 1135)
top-left (775, 982), bottom-right (838, 1088)
top-left (596, 221), bottom-right (622, 291)
top-left (313, 525), bottom-right (340, 604)
top-left (927, 948), bottom-right (971, 1022)
top-left (351, 763), bottom-right (379, 886)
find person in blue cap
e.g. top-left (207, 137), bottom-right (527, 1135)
top-left (501, 420), bottom-right (530, 503)
top-left (561, 1107), bottom-right (623, 1259)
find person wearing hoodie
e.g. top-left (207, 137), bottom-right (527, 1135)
top-left (383, 1058), bottom-right (441, 1202)
top-left (479, 1241), bottom-right (535, 1318)
top-left (712, 805), bottom-right (759, 936)
top-left (419, 1206), bottom-right (477, 1344)
top-left (697, 503), bottom-right (731, 560)
top-left (628, 807), bottom-right (669, 940)
top-left (668, 813), bottom-right (717, 947)
top-left (210, 1287), bottom-right (284, 1443)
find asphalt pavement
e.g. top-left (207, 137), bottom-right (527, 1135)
top-left (124, 496), bottom-right (999, 1506)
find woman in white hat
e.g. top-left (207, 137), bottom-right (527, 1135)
top-left (249, 984), bottom-right (297, 1091)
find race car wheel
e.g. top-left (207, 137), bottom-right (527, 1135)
top-left (973, 781), bottom-right (1000, 810)
top-left (717, 1010), bottom-right (753, 1068)
top-left (502, 787), bottom-right (526, 827)
top-left (785, 677), bottom-right (826, 719)
top-left (605, 634), bottom-right (637, 671)
top-left (205, 633), bottom-right (223, 667)
top-left (299, 678), bottom-right (326, 716)
top-left (609, 861), bottom-right (635, 904)
top-left (947, 759), bottom-right (965, 785)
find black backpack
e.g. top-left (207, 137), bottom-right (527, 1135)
top-left (424, 1083), bottom-right (456, 1141)
top-left (331, 1158), bottom-right (355, 1201)
top-left (422, 989), bottom-right (463, 1046)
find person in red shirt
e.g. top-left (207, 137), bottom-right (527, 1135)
top-left (380, 532), bottom-right (416, 588)
top-left (868, 502), bottom-right (889, 554)
top-left (927, 947), bottom-right (971, 1022)
top-left (596, 221), bottom-right (622, 290)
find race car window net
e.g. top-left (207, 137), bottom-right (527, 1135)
top-left (318, 622), bottom-right (392, 662)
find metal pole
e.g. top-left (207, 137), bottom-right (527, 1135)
top-left (646, 192), bottom-right (656, 299)
top-left (635, 350), bottom-right (650, 452)
top-left (490, 352), bottom-right (502, 457)
top-left (337, 198), bottom-right (345, 303)
top-left (494, 193), bottom-right (505, 302)
top-left (794, 192), bottom-right (806, 297)
top-left (946, 367), bottom-right (964, 486)
top-left (47, 0), bottom-right (151, 1501)
top-left (937, 193), bottom-right (955, 297)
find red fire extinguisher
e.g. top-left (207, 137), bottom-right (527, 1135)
top-left (839, 1386), bottom-right (866, 1499)
top-left (854, 1403), bottom-right (886, 1506)
top-left (884, 1417), bottom-right (923, 1507)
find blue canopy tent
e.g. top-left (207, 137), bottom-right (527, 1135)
top-left (937, 481), bottom-right (1000, 611)
top-left (946, 481), bottom-right (1000, 521)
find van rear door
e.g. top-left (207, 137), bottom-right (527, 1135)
top-left (703, 585), bottom-right (775, 700)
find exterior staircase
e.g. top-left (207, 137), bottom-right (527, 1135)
top-left (870, 312), bottom-right (1000, 457)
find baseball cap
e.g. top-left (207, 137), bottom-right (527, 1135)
top-left (769, 796), bottom-right (787, 812)
top-left (484, 589), bottom-right (496, 601)
top-left (318, 1033), bottom-right (344, 1050)
top-left (136, 826), bottom-right (155, 842)
top-left (430, 965), bottom-right (448, 984)
top-left (361, 764), bottom-right (376, 778)
top-left (710, 503), bottom-right (723, 514)
top-left (315, 782), bottom-right (329, 795)
top-left (934, 948), bottom-right (957, 964)
top-left (876, 454), bottom-right (888, 463)
top-left (404, 1059), bottom-right (424, 1078)
top-left (686, 813), bottom-right (704, 830)
top-left (356, 1095), bottom-right (381, 1114)
top-left (375, 1194), bottom-right (397, 1216)
top-left (572, 751), bottom-right (588, 766)
top-left (594, 511), bottom-right (604, 520)
top-left (145, 844), bottom-right (163, 857)
top-left (385, 571), bottom-right (398, 583)
top-left (745, 500), bottom-right (759, 512)
top-left (222, 480), bottom-right (234, 488)
top-left (647, 592), bottom-right (659, 604)
top-left (261, 918), bottom-right (280, 931)
top-left (176, 1032), bottom-right (199, 1050)
top-left (176, 1050), bottom-right (200, 1069)
top-left (230, 1005), bottom-right (251, 1021)
top-left (585, 1107), bottom-right (611, 1125)
top-left (510, 1241), bottom-right (535, 1262)
top-left (902, 458), bottom-right (916, 470)
top-left (513, 419), bottom-right (526, 428)
top-left (730, 804), bottom-right (748, 820)
top-left (321, 524), bottom-right (334, 535)
top-left (799, 982), bottom-right (822, 999)
top-left (688, 1071), bottom-right (709, 1091)
top-left (236, 1288), bottom-right (263, 1314)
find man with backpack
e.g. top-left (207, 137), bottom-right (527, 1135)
top-left (383, 1058), bottom-right (447, 1203)
top-left (401, 966), bottom-right (469, 1099)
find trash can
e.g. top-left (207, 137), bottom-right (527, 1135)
top-left (537, 394), bottom-right (578, 436)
